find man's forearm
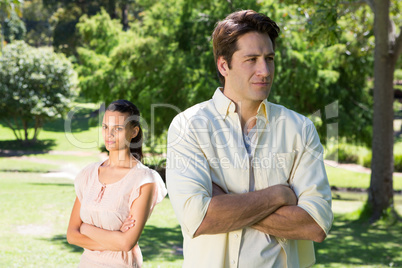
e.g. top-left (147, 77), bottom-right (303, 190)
top-left (252, 205), bottom-right (326, 242)
top-left (194, 185), bottom-right (296, 237)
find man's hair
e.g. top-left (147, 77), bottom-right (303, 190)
top-left (212, 10), bottom-right (280, 86)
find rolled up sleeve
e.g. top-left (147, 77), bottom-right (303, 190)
top-left (166, 114), bottom-right (212, 238)
top-left (291, 120), bottom-right (333, 235)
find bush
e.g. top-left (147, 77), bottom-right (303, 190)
top-left (362, 153), bottom-right (402, 172)
top-left (337, 146), bottom-right (359, 163)
top-left (394, 154), bottom-right (402, 172)
top-left (0, 41), bottom-right (77, 141)
top-left (362, 152), bottom-right (372, 168)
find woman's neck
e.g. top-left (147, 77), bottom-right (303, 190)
top-left (107, 149), bottom-right (135, 168)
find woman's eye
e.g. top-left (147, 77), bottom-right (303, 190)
top-left (102, 125), bottom-right (107, 129)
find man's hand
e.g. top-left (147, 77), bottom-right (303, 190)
top-left (277, 184), bottom-right (297, 206)
top-left (120, 215), bottom-right (136, 233)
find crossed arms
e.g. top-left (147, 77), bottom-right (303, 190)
top-left (195, 183), bottom-right (326, 242)
top-left (166, 116), bottom-right (333, 243)
top-left (66, 183), bottom-right (155, 252)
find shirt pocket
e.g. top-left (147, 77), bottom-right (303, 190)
top-left (259, 151), bottom-right (296, 187)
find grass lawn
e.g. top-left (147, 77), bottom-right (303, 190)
top-left (326, 165), bottom-right (402, 190)
top-left (0, 102), bottom-right (102, 152)
top-left (315, 213), bottom-right (402, 267)
top-left (0, 158), bottom-right (60, 172)
top-left (1, 170), bottom-right (401, 267)
top-left (0, 172), bottom-right (183, 267)
top-left (0, 106), bottom-right (401, 267)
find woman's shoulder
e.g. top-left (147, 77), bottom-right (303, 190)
top-left (75, 161), bottom-right (102, 184)
top-left (131, 161), bottom-right (154, 176)
top-left (128, 161), bottom-right (167, 204)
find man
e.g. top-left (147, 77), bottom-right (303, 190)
top-left (166, 10), bottom-right (333, 268)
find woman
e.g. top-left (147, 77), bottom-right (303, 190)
top-left (67, 100), bottom-right (167, 267)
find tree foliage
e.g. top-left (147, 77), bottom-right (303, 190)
top-left (23, 0), bottom-right (55, 47)
top-left (283, 0), bottom-right (402, 222)
top-left (261, 0), bottom-right (374, 145)
top-left (0, 0), bottom-right (24, 51)
top-left (0, 41), bottom-right (77, 141)
top-left (75, 0), bottom-right (373, 149)
top-left (3, 9), bottom-right (25, 42)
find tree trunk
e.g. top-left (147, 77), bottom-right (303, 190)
top-left (368, 0), bottom-right (395, 222)
top-left (4, 118), bottom-right (21, 140)
top-left (32, 116), bottom-right (43, 141)
top-left (107, 0), bottom-right (117, 19)
top-left (121, 3), bottom-right (129, 31)
top-left (23, 119), bottom-right (29, 141)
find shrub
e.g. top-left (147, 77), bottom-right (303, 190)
top-left (362, 152), bottom-right (372, 168)
top-left (394, 154), bottom-right (402, 172)
top-left (337, 146), bottom-right (359, 163)
top-left (0, 41), bottom-right (77, 141)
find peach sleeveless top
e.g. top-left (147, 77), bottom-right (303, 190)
top-left (74, 160), bottom-right (167, 267)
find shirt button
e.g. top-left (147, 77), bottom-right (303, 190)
top-left (234, 234), bottom-right (238, 238)
top-left (231, 259), bottom-right (235, 265)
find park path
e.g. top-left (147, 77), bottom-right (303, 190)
top-left (325, 159), bottom-right (402, 177)
top-left (3, 150), bottom-right (106, 180)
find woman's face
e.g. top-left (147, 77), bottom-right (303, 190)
top-left (102, 110), bottom-right (138, 152)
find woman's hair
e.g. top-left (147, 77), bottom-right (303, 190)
top-left (106, 100), bottom-right (143, 161)
top-left (212, 10), bottom-right (280, 86)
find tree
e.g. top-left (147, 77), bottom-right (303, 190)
top-left (75, 0), bottom-right (376, 153)
top-left (285, 0), bottom-right (402, 222)
top-left (0, 41), bottom-right (77, 142)
top-left (367, 0), bottom-right (402, 222)
top-left (0, 0), bottom-right (24, 51)
top-left (260, 1), bottom-right (373, 146)
top-left (75, 1), bottom-right (257, 143)
top-left (23, 0), bottom-right (56, 47)
top-left (43, 0), bottom-right (139, 55)
top-left (3, 8), bottom-right (25, 42)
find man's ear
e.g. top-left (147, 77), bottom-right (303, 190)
top-left (217, 56), bottom-right (229, 77)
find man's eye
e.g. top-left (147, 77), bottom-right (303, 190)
top-left (267, 57), bottom-right (274, 62)
top-left (102, 125), bottom-right (107, 129)
top-left (248, 58), bottom-right (257, 62)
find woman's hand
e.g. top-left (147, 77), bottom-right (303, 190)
top-left (120, 215), bottom-right (136, 233)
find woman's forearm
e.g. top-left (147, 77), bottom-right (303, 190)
top-left (67, 227), bottom-right (107, 251)
top-left (80, 223), bottom-right (132, 252)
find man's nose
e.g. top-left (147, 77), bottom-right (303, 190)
top-left (256, 59), bottom-right (270, 77)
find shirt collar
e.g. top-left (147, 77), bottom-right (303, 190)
top-left (212, 87), bottom-right (235, 119)
top-left (257, 100), bottom-right (268, 120)
top-left (212, 87), bottom-right (269, 122)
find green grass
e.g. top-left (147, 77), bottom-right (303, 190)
top-left (0, 102), bottom-right (102, 152)
top-left (0, 158), bottom-right (60, 172)
top-left (326, 165), bottom-right (402, 190)
top-left (314, 213), bottom-right (402, 267)
top-left (1, 110), bottom-right (402, 267)
top-left (1, 170), bottom-right (401, 267)
top-left (0, 172), bottom-right (183, 267)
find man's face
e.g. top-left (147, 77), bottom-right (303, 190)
top-left (219, 31), bottom-right (275, 104)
